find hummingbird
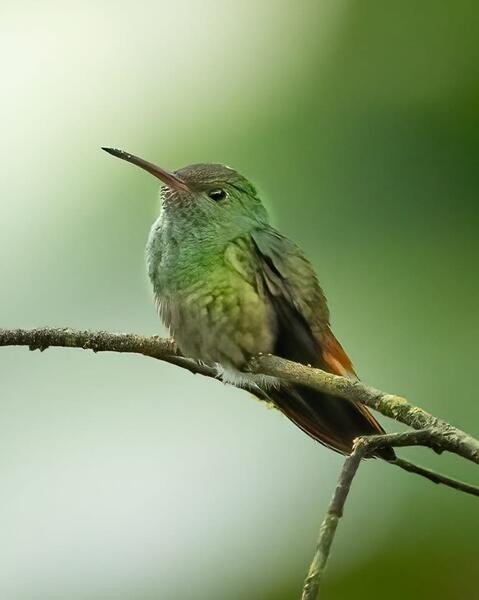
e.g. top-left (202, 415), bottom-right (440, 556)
top-left (103, 148), bottom-right (393, 459)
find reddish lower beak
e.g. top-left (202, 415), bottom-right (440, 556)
top-left (102, 147), bottom-right (190, 192)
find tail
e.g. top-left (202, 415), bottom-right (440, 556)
top-left (268, 383), bottom-right (395, 461)
top-left (267, 386), bottom-right (479, 496)
top-left (266, 386), bottom-right (479, 496)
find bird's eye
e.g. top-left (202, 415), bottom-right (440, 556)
top-left (208, 188), bottom-right (227, 202)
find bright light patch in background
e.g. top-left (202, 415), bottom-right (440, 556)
top-left (0, 1), bottom-right (344, 213)
top-left (0, 2), bottom-right (356, 600)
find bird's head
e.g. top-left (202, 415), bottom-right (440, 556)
top-left (102, 148), bottom-right (269, 241)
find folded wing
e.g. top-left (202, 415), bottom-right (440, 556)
top-left (249, 227), bottom-right (392, 458)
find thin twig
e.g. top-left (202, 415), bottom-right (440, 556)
top-left (350, 430), bottom-right (479, 497)
top-left (301, 428), bottom-right (479, 600)
top-left (391, 458), bottom-right (479, 496)
top-left (302, 439), bottom-right (367, 600)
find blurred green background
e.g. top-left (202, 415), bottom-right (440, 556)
top-left (1, 1), bottom-right (478, 599)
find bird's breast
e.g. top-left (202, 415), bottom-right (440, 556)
top-left (154, 261), bottom-right (276, 369)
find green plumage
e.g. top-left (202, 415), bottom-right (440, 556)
top-left (104, 151), bottom-right (390, 458)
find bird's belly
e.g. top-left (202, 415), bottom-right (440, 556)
top-left (163, 273), bottom-right (276, 369)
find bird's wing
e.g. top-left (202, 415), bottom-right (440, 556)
top-left (250, 226), bottom-right (331, 366)
top-left (250, 227), bottom-right (358, 373)
top-left (246, 226), bottom-right (388, 454)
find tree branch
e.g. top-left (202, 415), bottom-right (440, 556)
top-left (0, 326), bottom-right (216, 376)
top-left (301, 429), bottom-right (479, 599)
top-left (1, 326), bottom-right (478, 600)
top-left (2, 327), bottom-right (477, 463)
top-left (391, 457), bottom-right (479, 495)
top-left (247, 354), bottom-right (479, 465)
top-left (302, 439), bottom-right (366, 600)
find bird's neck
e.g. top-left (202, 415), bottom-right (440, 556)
top-left (146, 213), bottom-right (231, 295)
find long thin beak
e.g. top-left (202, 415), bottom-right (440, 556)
top-left (102, 147), bottom-right (190, 192)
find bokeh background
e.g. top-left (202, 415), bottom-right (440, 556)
top-left (1, 1), bottom-right (478, 599)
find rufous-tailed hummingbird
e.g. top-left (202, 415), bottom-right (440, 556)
top-left (103, 148), bottom-right (393, 459)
